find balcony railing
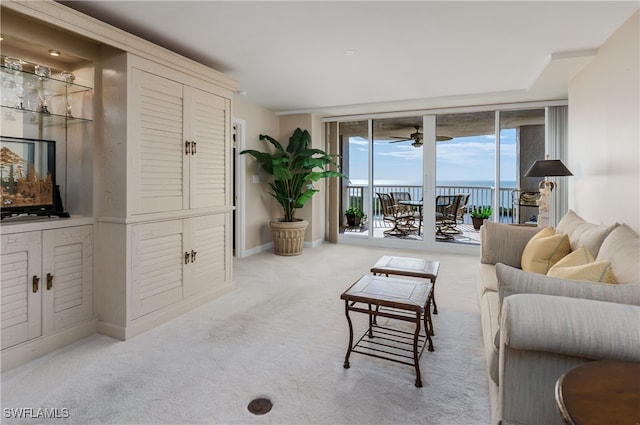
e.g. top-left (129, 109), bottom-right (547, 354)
top-left (345, 184), bottom-right (516, 225)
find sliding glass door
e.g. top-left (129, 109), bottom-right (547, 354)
top-left (328, 102), bottom-right (565, 250)
top-left (371, 117), bottom-right (424, 241)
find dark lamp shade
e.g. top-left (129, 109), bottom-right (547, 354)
top-left (524, 159), bottom-right (573, 178)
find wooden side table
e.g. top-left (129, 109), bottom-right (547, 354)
top-left (370, 256), bottom-right (440, 314)
top-left (555, 360), bottom-right (640, 425)
top-left (341, 274), bottom-right (434, 387)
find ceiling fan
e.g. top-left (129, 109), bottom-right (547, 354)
top-left (389, 126), bottom-right (452, 147)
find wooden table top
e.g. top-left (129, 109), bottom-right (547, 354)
top-left (555, 360), bottom-right (640, 425)
top-left (341, 274), bottom-right (432, 313)
top-left (370, 256), bottom-right (440, 280)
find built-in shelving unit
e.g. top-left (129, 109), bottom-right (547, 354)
top-left (1, 0), bottom-right (236, 371)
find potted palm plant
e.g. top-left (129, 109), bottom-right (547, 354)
top-left (240, 128), bottom-right (346, 255)
top-left (470, 206), bottom-right (493, 230)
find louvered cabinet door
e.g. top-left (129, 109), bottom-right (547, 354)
top-left (130, 68), bottom-right (186, 215)
top-left (1, 232), bottom-right (42, 350)
top-left (183, 214), bottom-right (226, 298)
top-left (131, 220), bottom-right (184, 319)
top-left (185, 87), bottom-right (229, 209)
top-left (41, 226), bottom-right (93, 334)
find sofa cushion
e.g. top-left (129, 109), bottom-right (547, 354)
top-left (595, 224), bottom-right (640, 285)
top-left (496, 263), bottom-right (640, 307)
top-left (478, 263), bottom-right (498, 295)
top-left (521, 226), bottom-right (571, 274)
top-left (556, 210), bottom-right (618, 257)
top-left (480, 221), bottom-right (543, 267)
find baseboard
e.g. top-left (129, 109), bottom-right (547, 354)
top-left (244, 242), bottom-right (273, 257)
top-left (96, 321), bottom-right (127, 341)
top-left (1, 319), bottom-right (98, 372)
top-left (305, 238), bottom-right (324, 248)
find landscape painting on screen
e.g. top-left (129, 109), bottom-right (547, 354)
top-left (0, 137), bottom-right (55, 210)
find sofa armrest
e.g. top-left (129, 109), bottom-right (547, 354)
top-left (501, 293), bottom-right (640, 360)
top-left (480, 222), bottom-right (541, 268)
top-left (497, 294), bottom-right (640, 425)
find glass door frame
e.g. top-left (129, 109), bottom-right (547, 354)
top-left (325, 100), bottom-right (568, 254)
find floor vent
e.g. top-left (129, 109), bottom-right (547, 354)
top-left (248, 398), bottom-right (272, 415)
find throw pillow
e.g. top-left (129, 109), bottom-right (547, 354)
top-left (480, 221), bottom-right (543, 267)
top-left (521, 226), bottom-right (571, 274)
top-left (556, 210), bottom-right (618, 257)
top-left (550, 245), bottom-right (595, 268)
top-left (595, 224), bottom-right (640, 285)
top-left (547, 261), bottom-right (617, 284)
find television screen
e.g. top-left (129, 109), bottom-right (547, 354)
top-left (1, 136), bottom-right (56, 216)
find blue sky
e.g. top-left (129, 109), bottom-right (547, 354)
top-left (347, 129), bottom-right (517, 185)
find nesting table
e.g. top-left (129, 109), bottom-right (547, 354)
top-left (371, 256), bottom-right (441, 314)
top-left (341, 274), bottom-right (434, 387)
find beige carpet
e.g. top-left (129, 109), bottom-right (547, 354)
top-left (1, 243), bottom-right (490, 425)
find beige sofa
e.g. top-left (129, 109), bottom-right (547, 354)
top-left (477, 210), bottom-right (640, 425)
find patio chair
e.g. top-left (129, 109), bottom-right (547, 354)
top-left (435, 194), bottom-right (464, 238)
top-left (455, 193), bottom-right (470, 225)
top-left (391, 191), bottom-right (423, 234)
top-left (377, 192), bottom-right (416, 236)
top-left (390, 191), bottom-right (412, 212)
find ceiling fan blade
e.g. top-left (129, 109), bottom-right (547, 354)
top-left (436, 135), bottom-right (453, 141)
top-left (389, 139), bottom-right (410, 143)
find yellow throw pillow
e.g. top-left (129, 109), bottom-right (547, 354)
top-left (550, 245), bottom-right (595, 268)
top-left (547, 261), bottom-right (617, 284)
top-left (521, 226), bottom-right (571, 274)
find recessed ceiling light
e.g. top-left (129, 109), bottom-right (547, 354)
top-left (48, 49), bottom-right (61, 57)
top-left (344, 50), bottom-right (357, 57)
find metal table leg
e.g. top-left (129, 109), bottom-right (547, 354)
top-left (413, 311), bottom-right (423, 387)
top-left (343, 300), bottom-right (353, 369)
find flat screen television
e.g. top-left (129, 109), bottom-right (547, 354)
top-left (1, 135), bottom-right (59, 219)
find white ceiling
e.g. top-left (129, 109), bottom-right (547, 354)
top-left (57, 1), bottom-right (638, 116)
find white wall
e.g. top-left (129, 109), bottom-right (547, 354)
top-left (568, 11), bottom-right (639, 232)
top-left (233, 96), bottom-right (280, 251)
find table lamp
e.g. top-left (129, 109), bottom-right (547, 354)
top-left (524, 155), bottom-right (573, 226)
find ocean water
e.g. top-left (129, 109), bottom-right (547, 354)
top-left (349, 179), bottom-right (517, 188)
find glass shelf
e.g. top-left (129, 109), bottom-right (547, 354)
top-left (1, 105), bottom-right (92, 126)
top-left (1, 64), bottom-right (93, 122)
top-left (1, 65), bottom-right (92, 97)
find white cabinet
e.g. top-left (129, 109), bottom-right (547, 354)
top-left (129, 68), bottom-right (229, 215)
top-left (1, 225), bottom-right (93, 350)
top-left (130, 215), bottom-right (227, 320)
top-left (96, 53), bottom-right (234, 340)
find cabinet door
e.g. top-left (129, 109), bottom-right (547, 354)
top-left (130, 68), bottom-right (186, 215)
top-left (185, 86), bottom-right (229, 209)
top-left (1, 232), bottom-right (42, 350)
top-left (183, 214), bottom-right (226, 298)
top-left (131, 220), bottom-right (184, 319)
top-left (41, 226), bottom-right (93, 334)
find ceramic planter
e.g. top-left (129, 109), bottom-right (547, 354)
top-left (269, 219), bottom-right (309, 256)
